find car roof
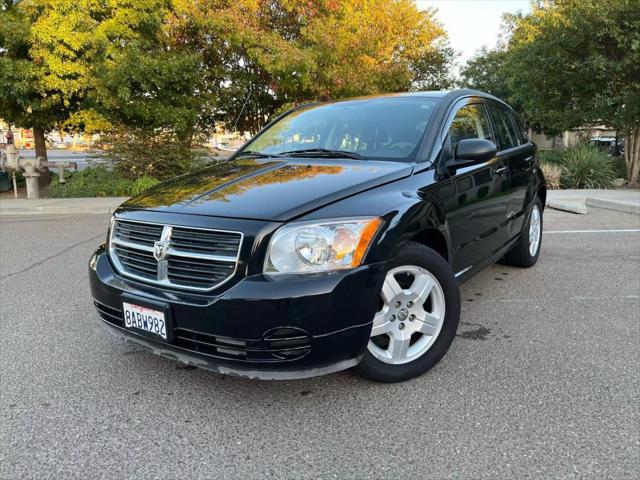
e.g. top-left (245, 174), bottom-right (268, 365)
top-left (321, 89), bottom-right (504, 106)
top-left (393, 91), bottom-right (451, 98)
top-left (330, 89), bottom-right (492, 99)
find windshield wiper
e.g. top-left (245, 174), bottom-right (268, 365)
top-left (235, 150), bottom-right (280, 158)
top-left (276, 148), bottom-right (364, 160)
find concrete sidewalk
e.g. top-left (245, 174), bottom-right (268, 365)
top-left (0, 197), bottom-right (129, 215)
top-left (0, 189), bottom-right (638, 216)
top-left (547, 189), bottom-right (640, 215)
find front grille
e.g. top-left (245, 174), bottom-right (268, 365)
top-left (173, 327), bottom-right (312, 362)
top-left (114, 220), bottom-right (163, 246)
top-left (114, 245), bottom-right (157, 279)
top-left (109, 219), bottom-right (242, 291)
top-left (171, 227), bottom-right (241, 255)
top-left (167, 257), bottom-right (235, 288)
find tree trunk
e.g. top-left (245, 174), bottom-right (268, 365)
top-left (33, 126), bottom-right (51, 187)
top-left (33, 126), bottom-right (47, 160)
top-left (624, 126), bottom-right (640, 186)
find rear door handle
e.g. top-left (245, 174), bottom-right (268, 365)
top-left (494, 166), bottom-right (508, 176)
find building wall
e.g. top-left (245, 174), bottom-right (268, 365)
top-left (529, 127), bottom-right (617, 151)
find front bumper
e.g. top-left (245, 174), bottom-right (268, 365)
top-left (89, 245), bottom-right (385, 379)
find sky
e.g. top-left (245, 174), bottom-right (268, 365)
top-left (416, 0), bottom-right (532, 68)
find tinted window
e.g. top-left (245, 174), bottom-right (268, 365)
top-left (245, 98), bottom-right (439, 160)
top-left (488, 104), bottom-right (519, 150)
top-left (448, 104), bottom-right (494, 150)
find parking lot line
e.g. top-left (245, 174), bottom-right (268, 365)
top-left (544, 229), bottom-right (640, 234)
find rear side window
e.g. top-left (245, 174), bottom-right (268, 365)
top-left (488, 103), bottom-right (519, 151)
top-left (448, 104), bottom-right (494, 150)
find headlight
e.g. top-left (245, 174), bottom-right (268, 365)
top-left (264, 217), bottom-right (382, 274)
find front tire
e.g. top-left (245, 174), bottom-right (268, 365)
top-left (354, 242), bottom-right (460, 383)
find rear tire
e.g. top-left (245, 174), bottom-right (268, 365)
top-left (354, 241), bottom-right (460, 383)
top-left (502, 197), bottom-right (543, 268)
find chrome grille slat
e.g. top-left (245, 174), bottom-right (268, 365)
top-left (167, 263), bottom-right (234, 277)
top-left (167, 248), bottom-right (236, 262)
top-left (109, 219), bottom-right (242, 292)
top-left (167, 269), bottom-right (231, 282)
top-left (112, 237), bottom-right (154, 252)
top-left (114, 221), bottom-right (163, 246)
top-left (114, 247), bottom-right (157, 277)
top-left (114, 247), bottom-right (157, 266)
top-left (117, 260), bottom-right (156, 272)
top-left (115, 226), bottom-right (162, 239)
top-left (170, 228), bottom-right (241, 255)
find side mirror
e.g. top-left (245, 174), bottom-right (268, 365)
top-left (453, 138), bottom-right (497, 166)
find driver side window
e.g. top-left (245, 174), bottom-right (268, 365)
top-left (449, 104), bottom-right (494, 151)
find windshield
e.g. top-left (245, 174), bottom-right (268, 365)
top-left (242, 97), bottom-right (439, 161)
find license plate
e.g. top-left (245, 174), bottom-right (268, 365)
top-left (122, 302), bottom-right (167, 340)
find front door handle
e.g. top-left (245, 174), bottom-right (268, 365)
top-left (494, 166), bottom-right (508, 176)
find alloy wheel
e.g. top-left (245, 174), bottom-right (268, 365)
top-left (368, 265), bottom-right (446, 365)
top-left (529, 205), bottom-right (541, 257)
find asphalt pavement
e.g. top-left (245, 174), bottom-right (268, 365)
top-left (1, 208), bottom-right (639, 479)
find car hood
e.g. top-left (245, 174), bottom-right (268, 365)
top-left (120, 158), bottom-right (413, 221)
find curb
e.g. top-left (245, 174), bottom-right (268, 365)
top-left (547, 200), bottom-right (588, 215)
top-left (585, 197), bottom-right (640, 215)
top-left (547, 196), bottom-right (640, 216)
top-left (0, 197), bottom-right (129, 216)
top-left (0, 206), bottom-right (121, 215)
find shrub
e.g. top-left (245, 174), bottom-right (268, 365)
top-left (49, 166), bottom-right (133, 198)
top-left (541, 163), bottom-right (562, 190)
top-left (560, 146), bottom-right (616, 189)
top-left (538, 149), bottom-right (564, 166)
top-left (48, 167), bottom-right (161, 198)
top-left (612, 156), bottom-right (627, 179)
top-left (129, 175), bottom-right (160, 196)
top-left (99, 127), bottom-right (207, 180)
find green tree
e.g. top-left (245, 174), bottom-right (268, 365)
top-left (503, 0), bottom-right (640, 184)
top-left (0, 0), bottom-right (207, 164)
top-left (460, 47), bottom-right (511, 104)
top-left (174, 0), bottom-right (454, 133)
top-left (0, 0), bottom-right (63, 161)
top-left (2, 0), bottom-right (455, 181)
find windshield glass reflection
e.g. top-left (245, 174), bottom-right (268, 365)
top-left (245, 97), bottom-right (439, 161)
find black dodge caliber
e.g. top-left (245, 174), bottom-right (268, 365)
top-left (90, 90), bottom-right (546, 382)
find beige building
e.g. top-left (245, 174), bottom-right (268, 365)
top-left (529, 126), bottom-right (617, 151)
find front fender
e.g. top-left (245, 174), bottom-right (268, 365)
top-left (297, 170), bottom-right (452, 266)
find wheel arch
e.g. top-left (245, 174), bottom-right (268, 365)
top-left (408, 227), bottom-right (450, 263)
top-left (534, 164), bottom-right (547, 208)
top-left (537, 183), bottom-right (547, 207)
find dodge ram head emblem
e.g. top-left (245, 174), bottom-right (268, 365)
top-left (153, 240), bottom-right (170, 261)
